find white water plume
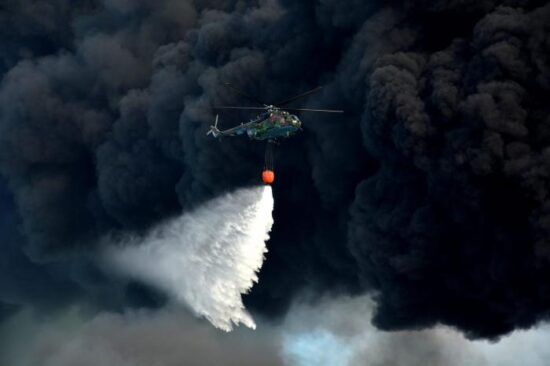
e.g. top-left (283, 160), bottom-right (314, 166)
top-left (105, 185), bottom-right (274, 331)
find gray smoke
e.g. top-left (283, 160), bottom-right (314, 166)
top-left (2, 297), bottom-right (550, 366)
top-left (0, 307), bottom-right (283, 366)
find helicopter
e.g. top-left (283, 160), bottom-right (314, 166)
top-left (207, 83), bottom-right (343, 184)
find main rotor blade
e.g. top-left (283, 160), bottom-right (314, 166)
top-left (283, 108), bottom-right (344, 113)
top-left (275, 86), bottom-right (323, 107)
top-left (213, 106), bottom-right (267, 110)
top-left (223, 82), bottom-right (266, 106)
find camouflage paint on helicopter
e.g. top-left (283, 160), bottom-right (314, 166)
top-left (208, 107), bottom-right (302, 140)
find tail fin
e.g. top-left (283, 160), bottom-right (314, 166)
top-left (207, 115), bottom-right (220, 137)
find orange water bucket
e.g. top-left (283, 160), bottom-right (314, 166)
top-left (262, 170), bottom-right (275, 184)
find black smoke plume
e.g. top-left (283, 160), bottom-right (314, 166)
top-left (0, 0), bottom-right (549, 338)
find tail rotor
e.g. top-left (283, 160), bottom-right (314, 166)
top-left (207, 114), bottom-right (220, 137)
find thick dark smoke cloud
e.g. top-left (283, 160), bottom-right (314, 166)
top-left (0, 0), bottom-right (549, 339)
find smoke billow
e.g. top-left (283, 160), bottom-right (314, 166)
top-left (0, 0), bottom-right (550, 340)
top-left (106, 185), bottom-right (273, 331)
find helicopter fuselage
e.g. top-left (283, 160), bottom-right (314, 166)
top-left (211, 107), bottom-right (302, 141)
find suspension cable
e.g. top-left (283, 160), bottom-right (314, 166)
top-left (264, 142), bottom-right (274, 171)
